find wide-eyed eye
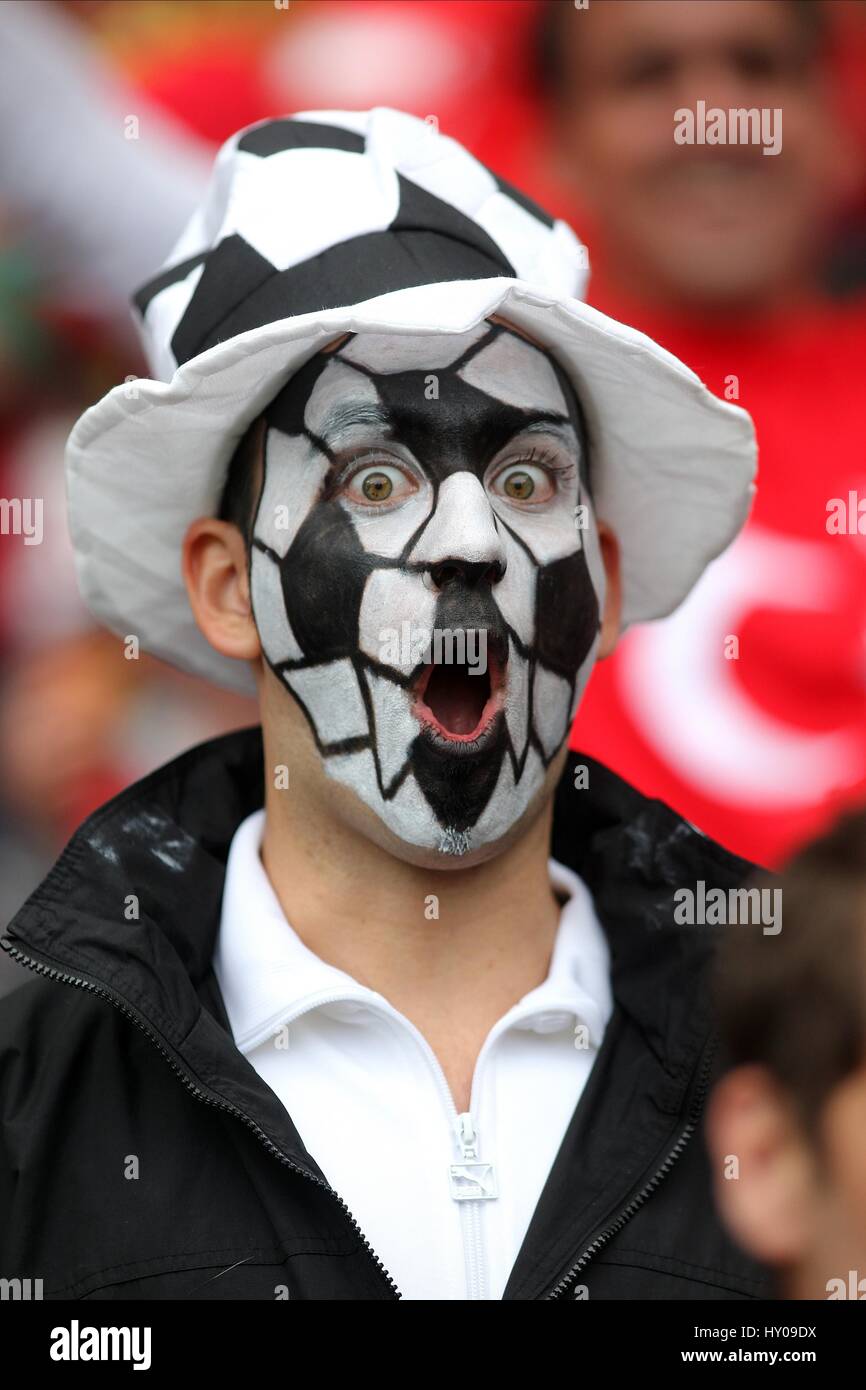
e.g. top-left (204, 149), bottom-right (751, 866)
top-left (490, 460), bottom-right (556, 505)
top-left (343, 462), bottom-right (417, 507)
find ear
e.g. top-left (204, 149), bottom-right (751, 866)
top-left (704, 1064), bottom-right (816, 1267)
top-left (181, 518), bottom-right (261, 666)
top-left (596, 521), bottom-right (622, 659)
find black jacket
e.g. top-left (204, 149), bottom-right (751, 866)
top-left (0, 727), bottom-right (773, 1300)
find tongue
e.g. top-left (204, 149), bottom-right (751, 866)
top-left (424, 664), bottom-right (489, 735)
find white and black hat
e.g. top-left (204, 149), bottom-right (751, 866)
top-left (65, 106), bottom-right (756, 696)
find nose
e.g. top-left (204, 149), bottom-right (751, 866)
top-left (410, 473), bottom-right (507, 590)
top-left (429, 556), bottom-right (504, 590)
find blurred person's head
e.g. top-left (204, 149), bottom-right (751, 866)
top-left (706, 809), bottom-right (866, 1299)
top-left (537, 0), bottom-right (855, 316)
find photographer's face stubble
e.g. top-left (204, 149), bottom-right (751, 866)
top-left (249, 321), bottom-right (605, 856)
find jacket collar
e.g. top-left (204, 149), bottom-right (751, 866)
top-left (215, 808), bottom-right (612, 1054)
top-left (2, 725), bottom-right (754, 1175)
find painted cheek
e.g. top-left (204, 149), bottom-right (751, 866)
top-left (489, 489), bottom-right (582, 570)
top-left (276, 500), bottom-right (375, 661)
top-left (534, 549), bottom-right (601, 675)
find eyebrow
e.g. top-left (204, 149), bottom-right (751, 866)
top-left (318, 400), bottom-right (392, 442)
top-left (320, 403), bottom-right (576, 440)
top-left (516, 416), bottom-right (581, 456)
top-left (522, 416), bottom-right (575, 436)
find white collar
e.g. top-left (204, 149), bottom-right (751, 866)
top-left (214, 809), bottom-right (612, 1054)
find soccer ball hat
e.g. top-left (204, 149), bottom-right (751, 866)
top-left (65, 107), bottom-right (756, 696)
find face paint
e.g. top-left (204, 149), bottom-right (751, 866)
top-left (249, 320), bottom-right (606, 856)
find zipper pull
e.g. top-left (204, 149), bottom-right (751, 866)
top-left (457, 1111), bottom-right (478, 1158)
top-left (448, 1111), bottom-right (498, 1201)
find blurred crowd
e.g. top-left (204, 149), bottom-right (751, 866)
top-left (1, 0), bottom-right (866, 1301)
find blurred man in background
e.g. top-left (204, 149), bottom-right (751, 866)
top-left (707, 807), bottom-right (866, 1299)
top-left (538, 0), bottom-right (853, 316)
top-left (537, 0), bottom-right (866, 869)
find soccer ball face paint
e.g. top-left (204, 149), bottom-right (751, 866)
top-left (249, 320), bottom-right (606, 856)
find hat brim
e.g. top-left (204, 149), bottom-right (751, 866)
top-left (65, 277), bottom-right (756, 697)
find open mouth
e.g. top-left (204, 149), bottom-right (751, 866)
top-left (411, 636), bottom-right (506, 746)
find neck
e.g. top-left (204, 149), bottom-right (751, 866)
top-left (258, 757), bottom-right (564, 1066)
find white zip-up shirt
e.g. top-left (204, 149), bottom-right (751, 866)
top-left (213, 809), bottom-right (613, 1300)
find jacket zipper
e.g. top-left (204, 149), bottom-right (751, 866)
top-left (283, 985), bottom-right (496, 1300)
top-left (1, 937), bottom-right (403, 1300)
top-left (357, 998), bottom-right (496, 1300)
top-left (454, 1111), bottom-right (490, 1300)
top-left (225, 988), bottom-right (493, 1297)
top-left (246, 987), bottom-right (497, 1297)
top-left (545, 1035), bottom-right (718, 1300)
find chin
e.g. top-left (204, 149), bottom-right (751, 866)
top-left (326, 748), bottom-right (564, 872)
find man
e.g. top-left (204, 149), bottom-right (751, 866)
top-left (534, 0), bottom-right (866, 868)
top-left (0, 108), bottom-right (766, 1300)
top-left (707, 808), bottom-right (866, 1300)
top-left (535, 0), bottom-right (852, 318)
